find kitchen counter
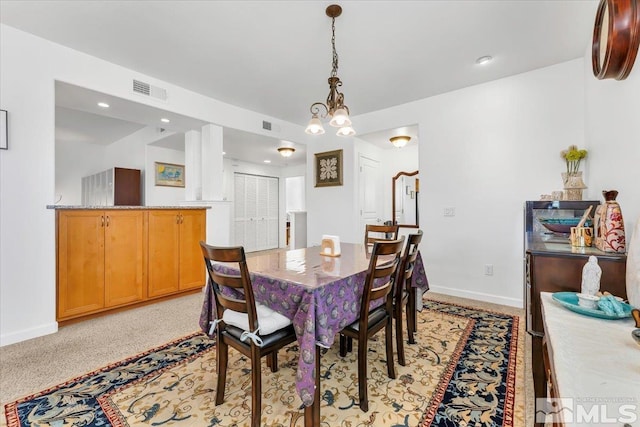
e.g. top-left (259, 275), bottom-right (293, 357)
top-left (47, 205), bottom-right (210, 210)
top-left (541, 292), bottom-right (638, 426)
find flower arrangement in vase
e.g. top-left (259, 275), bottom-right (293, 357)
top-left (560, 145), bottom-right (588, 200)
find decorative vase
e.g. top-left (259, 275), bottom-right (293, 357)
top-left (594, 190), bottom-right (626, 253)
top-left (626, 216), bottom-right (640, 308)
top-left (561, 171), bottom-right (587, 200)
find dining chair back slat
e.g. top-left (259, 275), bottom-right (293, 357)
top-left (364, 224), bottom-right (399, 246)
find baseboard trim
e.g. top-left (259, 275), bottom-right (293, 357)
top-left (0, 322), bottom-right (58, 347)
top-left (428, 285), bottom-right (523, 309)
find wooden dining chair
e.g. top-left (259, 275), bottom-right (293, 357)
top-left (200, 242), bottom-right (297, 427)
top-left (364, 224), bottom-right (399, 247)
top-left (339, 238), bottom-right (404, 412)
top-left (393, 229), bottom-right (423, 366)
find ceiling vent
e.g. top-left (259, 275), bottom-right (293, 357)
top-left (262, 120), bottom-right (272, 131)
top-left (133, 79), bottom-right (167, 101)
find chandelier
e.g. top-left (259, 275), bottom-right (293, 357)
top-left (305, 4), bottom-right (355, 137)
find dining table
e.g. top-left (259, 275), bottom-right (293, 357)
top-left (199, 242), bottom-right (429, 426)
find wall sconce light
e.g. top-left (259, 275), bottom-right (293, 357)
top-left (390, 136), bottom-right (411, 148)
top-left (278, 147), bottom-right (296, 157)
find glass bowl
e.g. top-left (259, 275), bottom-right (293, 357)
top-left (538, 218), bottom-right (593, 234)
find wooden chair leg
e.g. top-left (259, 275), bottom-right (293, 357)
top-left (408, 288), bottom-right (417, 344)
top-left (215, 335), bottom-right (228, 405)
top-left (268, 351), bottom-right (278, 373)
top-left (357, 334), bottom-right (368, 412)
top-left (395, 309), bottom-right (406, 366)
top-left (339, 334), bottom-right (347, 357)
top-left (385, 317), bottom-right (396, 380)
top-left (347, 336), bottom-right (353, 352)
top-left (251, 348), bottom-right (262, 427)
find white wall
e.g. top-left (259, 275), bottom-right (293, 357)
top-left (56, 126), bottom-right (169, 205)
top-left (144, 145), bottom-right (186, 206)
top-left (306, 136), bottom-right (360, 246)
top-left (583, 53), bottom-right (640, 236)
top-left (355, 59), bottom-right (587, 307)
top-left (0, 25), bottom-right (312, 346)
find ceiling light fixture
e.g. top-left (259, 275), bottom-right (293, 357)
top-left (161, 118), bottom-right (170, 123)
top-left (476, 55), bottom-right (493, 65)
top-left (277, 147), bottom-right (295, 157)
top-left (97, 102), bottom-right (110, 108)
top-left (264, 160), bottom-right (271, 164)
top-left (390, 136), bottom-right (411, 148)
top-left (305, 4), bottom-right (355, 137)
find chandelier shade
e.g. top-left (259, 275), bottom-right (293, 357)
top-left (305, 4), bottom-right (355, 137)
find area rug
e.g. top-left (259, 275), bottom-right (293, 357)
top-left (4, 300), bottom-right (523, 427)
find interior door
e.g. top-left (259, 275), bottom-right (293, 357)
top-left (234, 173), bottom-right (279, 252)
top-left (359, 155), bottom-right (383, 234)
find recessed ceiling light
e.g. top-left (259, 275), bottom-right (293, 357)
top-left (264, 160), bottom-right (271, 164)
top-left (222, 151), bottom-right (226, 155)
top-left (160, 118), bottom-right (170, 123)
top-left (475, 55), bottom-right (493, 65)
top-left (97, 102), bottom-right (110, 108)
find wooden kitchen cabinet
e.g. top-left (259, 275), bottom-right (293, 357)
top-left (57, 210), bottom-right (145, 320)
top-left (148, 209), bottom-right (205, 297)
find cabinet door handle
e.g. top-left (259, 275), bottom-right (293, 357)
top-left (176, 214), bottom-right (180, 224)
top-left (101, 216), bottom-right (105, 227)
top-left (106, 216), bottom-right (110, 227)
top-left (180, 214), bottom-right (184, 224)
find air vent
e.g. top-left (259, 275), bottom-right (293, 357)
top-left (262, 120), bottom-right (272, 131)
top-left (132, 79), bottom-right (167, 101)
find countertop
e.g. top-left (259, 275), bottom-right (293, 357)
top-left (47, 205), bottom-right (210, 210)
top-left (541, 292), bottom-right (639, 426)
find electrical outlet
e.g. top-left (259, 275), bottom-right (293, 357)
top-left (484, 264), bottom-right (494, 276)
top-left (444, 207), bottom-right (456, 217)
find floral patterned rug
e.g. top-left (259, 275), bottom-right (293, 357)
top-left (4, 300), bottom-right (523, 427)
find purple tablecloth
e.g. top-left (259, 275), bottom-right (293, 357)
top-left (199, 248), bottom-right (429, 407)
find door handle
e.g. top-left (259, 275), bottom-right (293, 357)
top-left (176, 214), bottom-right (180, 224)
top-left (101, 216), bottom-right (105, 227)
top-left (106, 216), bottom-right (110, 227)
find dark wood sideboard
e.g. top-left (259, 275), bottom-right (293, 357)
top-left (525, 238), bottom-right (627, 418)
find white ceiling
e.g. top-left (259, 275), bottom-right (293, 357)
top-left (2, 0), bottom-right (599, 158)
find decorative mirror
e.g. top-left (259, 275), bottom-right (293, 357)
top-left (392, 170), bottom-right (419, 227)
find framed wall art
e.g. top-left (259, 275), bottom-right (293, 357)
top-left (0, 110), bottom-right (7, 150)
top-left (155, 162), bottom-right (185, 187)
top-left (314, 149), bottom-right (343, 187)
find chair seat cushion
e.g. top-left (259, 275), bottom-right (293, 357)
top-left (223, 303), bottom-right (292, 335)
top-left (343, 305), bottom-right (388, 333)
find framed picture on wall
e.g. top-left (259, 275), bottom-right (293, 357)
top-left (0, 110), bottom-right (7, 150)
top-left (155, 162), bottom-right (185, 187)
top-left (314, 149), bottom-right (343, 187)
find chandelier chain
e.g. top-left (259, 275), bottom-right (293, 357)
top-left (331, 17), bottom-right (339, 78)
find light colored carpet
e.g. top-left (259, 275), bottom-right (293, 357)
top-left (0, 291), bottom-right (534, 426)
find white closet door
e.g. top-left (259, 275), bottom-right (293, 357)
top-left (267, 178), bottom-right (279, 249)
top-left (234, 173), bottom-right (279, 252)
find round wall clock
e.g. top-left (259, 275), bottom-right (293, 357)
top-left (592, 0), bottom-right (640, 80)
